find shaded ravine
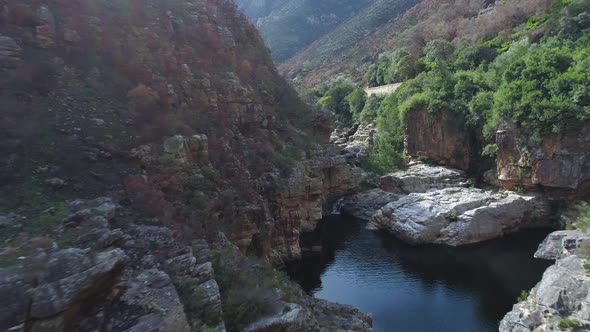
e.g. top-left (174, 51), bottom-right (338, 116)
top-left (286, 215), bottom-right (553, 332)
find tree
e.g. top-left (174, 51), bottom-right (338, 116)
top-left (346, 89), bottom-right (367, 123)
top-left (316, 78), bottom-right (355, 126)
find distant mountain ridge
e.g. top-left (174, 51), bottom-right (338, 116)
top-left (235, 0), bottom-right (377, 62)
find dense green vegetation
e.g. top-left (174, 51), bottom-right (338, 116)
top-left (302, 77), bottom-right (368, 129)
top-left (361, 0), bottom-right (590, 173)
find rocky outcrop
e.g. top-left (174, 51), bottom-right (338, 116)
top-left (268, 146), bottom-right (363, 262)
top-left (404, 109), bottom-right (471, 170)
top-left (245, 299), bottom-right (372, 332)
top-left (371, 187), bottom-right (548, 246)
top-left (121, 269), bottom-right (191, 332)
top-left (0, 248), bottom-right (127, 332)
top-left (380, 164), bottom-right (469, 194)
top-left (534, 230), bottom-right (590, 260)
top-left (0, 35), bottom-right (22, 69)
top-left (496, 121), bottom-right (590, 196)
top-left (0, 0), bottom-right (374, 329)
top-left (500, 239), bottom-right (590, 332)
top-left (341, 189), bottom-right (399, 221)
top-left (339, 123), bottom-right (376, 164)
top-left (35, 5), bottom-right (56, 48)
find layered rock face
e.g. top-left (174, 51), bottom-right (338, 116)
top-left (534, 230), bottom-right (589, 260)
top-left (0, 0), bottom-right (363, 265)
top-left (496, 121), bottom-right (590, 196)
top-left (336, 122), bottom-right (376, 164)
top-left (0, 0), bottom-right (371, 330)
top-left (500, 230), bottom-right (590, 332)
top-left (380, 164), bottom-right (469, 194)
top-left (0, 198), bottom-right (223, 332)
top-left (0, 196), bottom-right (372, 331)
top-left (404, 109), bottom-right (471, 170)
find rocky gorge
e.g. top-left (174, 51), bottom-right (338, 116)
top-left (0, 0), bottom-right (370, 330)
top-left (1, 0), bottom-right (590, 331)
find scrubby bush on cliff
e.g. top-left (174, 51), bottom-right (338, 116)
top-left (568, 202), bottom-right (590, 233)
top-left (211, 248), bottom-right (303, 330)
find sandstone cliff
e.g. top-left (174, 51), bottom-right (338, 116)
top-left (496, 121), bottom-right (590, 197)
top-left (0, 0), bottom-right (362, 265)
top-left (404, 109), bottom-right (471, 170)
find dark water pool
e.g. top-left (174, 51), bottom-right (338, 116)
top-left (286, 215), bottom-right (553, 332)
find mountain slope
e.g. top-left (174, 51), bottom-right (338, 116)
top-left (235, 0), bottom-right (377, 62)
top-left (279, 0), bottom-right (420, 84)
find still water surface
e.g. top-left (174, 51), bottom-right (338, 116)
top-left (286, 215), bottom-right (552, 332)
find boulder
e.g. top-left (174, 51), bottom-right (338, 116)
top-left (312, 108), bottom-right (336, 143)
top-left (30, 248), bottom-right (127, 319)
top-left (371, 187), bottom-right (548, 246)
top-left (380, 164), bottom-right (469, 194)
top-left (121, 269), bottom-right (191, 332)
top-left (534, 230), bottom-right (590, 260)
top-left (0, 248), bottom-right (127, 331)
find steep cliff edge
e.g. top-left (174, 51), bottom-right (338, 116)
top-left (496, 121), bottom-right (590, 198)
top-left (0, 0), bottom-right (369, 330)
top-left (404, 109), bottom-right (471, 170)
top-left (0, 0), bottom-right (362, 264)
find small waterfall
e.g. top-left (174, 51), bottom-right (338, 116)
top-left (330, 197), bottom-right (346, 215)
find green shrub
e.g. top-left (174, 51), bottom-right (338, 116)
top-left (575, 202), bottom-right (590, 233)
top-left (482, 144), bottom-right (497, 158)
top-left (557, 317), bottom-right (581, 330)
top-left (346, 89), bottom-right (368, 123)
top-left (210, 248), bottom-right (303, 330)
top-left (446, 211), bottom-right (459, 222)
top-left (174, 276), bottom-right (223, 326)
top-left (517, 290), bottom-right (530, 302)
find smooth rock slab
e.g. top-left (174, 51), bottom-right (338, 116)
top-left (380, 164), bottom-right (469, 194)
top-left (371, 187), bottom-right (548, 246)
top-left (340, 189), bottom-right (399, 221)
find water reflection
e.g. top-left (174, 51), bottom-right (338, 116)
top-left (286, 215), bottom-right (552, 332)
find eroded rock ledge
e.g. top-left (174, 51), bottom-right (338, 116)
top-left (371, 187), bottom-right (547, 246)
top-left (500, 230), bottom-right (590, 332)
top-left (341, 164), bottom-right (550, 246)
